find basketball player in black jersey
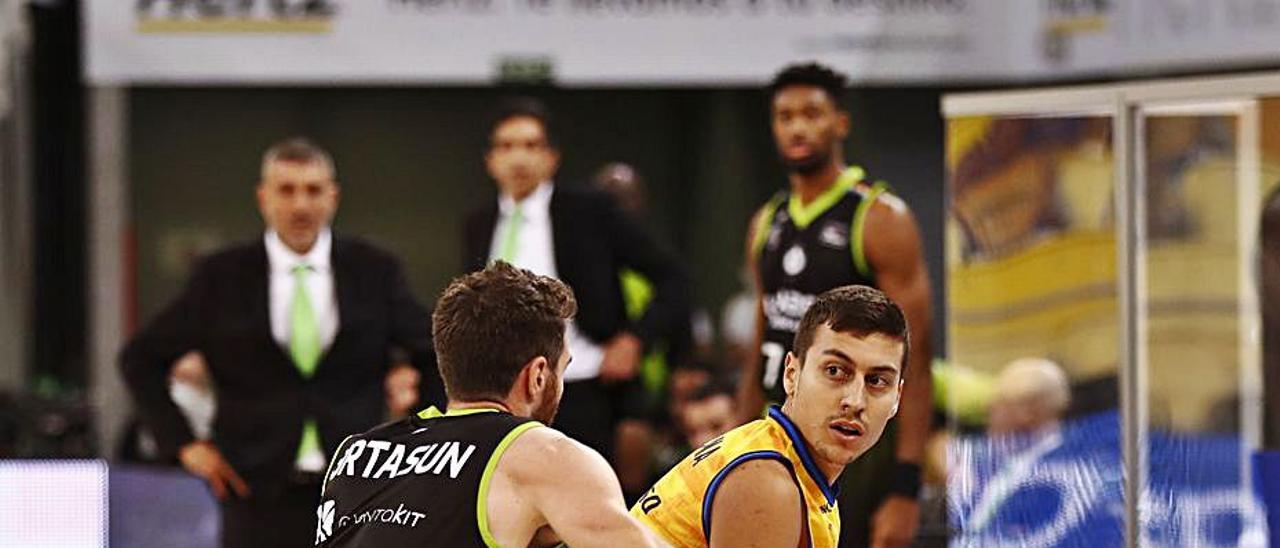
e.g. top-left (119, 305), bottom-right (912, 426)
top-left (316, 262), bottom-right (666, 547)
top-left (736, 63), bottom-right (935, 548)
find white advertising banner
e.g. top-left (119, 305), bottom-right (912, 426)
top-left (84, 0), bottom-right (1280, 85)
top-left (85, 0), bottom-right (1013, 85)
top-left (1031, 0), bottom-right (1280, 77)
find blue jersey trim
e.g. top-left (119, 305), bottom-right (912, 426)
top-left (767, 405), bottom-right (839, 506)
top-left (700, 450), bottom-right (797, 544)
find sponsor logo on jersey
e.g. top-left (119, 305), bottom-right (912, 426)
top-left (763, 289), bottom-right (816, 333)
top-left (315, 500), bottom-right (336, 545)
top-left (337, 503), bottom-right (427, 530)
top-left (328, 438), bottom-right (477, 482)
top-left (819, 222), bottom-right (848, 249)
top-left (315, 498), bottom-right (427, 544)
top-left (783, 245), bottom-right (807, 276)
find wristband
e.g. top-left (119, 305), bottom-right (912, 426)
top-left (888, 461), bottom-right (922, 498)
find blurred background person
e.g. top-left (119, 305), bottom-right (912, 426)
top-left (720, 268), bottom-right (759, 375)
top-left (592, 160), bottom-right (700, 501)
top-left (665, 365), bottom-right (713, 437)
top-left (949, 357), bottom-right (1075, 543)
top-left (119, 138), bottom-right (443, 548)
top-left (986, 357), bottom-right (1071, 437)
top-left (594, 162), bottom-right (648, 217)
top-left (462, 99), bottom-right (691, 501)
top-left (640, 367), bottom-right (739, 483)
top-left (678, 376), bottom-right (737, 449)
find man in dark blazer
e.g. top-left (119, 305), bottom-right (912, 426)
top-left (463, 98), bottom-right (690, 463)
top-left (120, 138), bottom-right (442, 548)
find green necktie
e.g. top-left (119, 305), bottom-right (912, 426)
top-left (290, 265), bottom-right (322, 463)
top-left (498, 205), bottom-right (523, 262)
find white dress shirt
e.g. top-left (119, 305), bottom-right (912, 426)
top-left (489, 182), bottom-right (605, 382)
top-left (264, 228), bottom-right (338, 471)
top-left (265, 228), bottom-right (339, 353)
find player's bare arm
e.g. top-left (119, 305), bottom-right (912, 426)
top-left (737, 205), bottom-right (770, 424)
top-left (489, 426), bottom-right (668, 548)
top-left (708, 459), bottom-right (804, 548)
top-left (863, 194), bottom-right (932, 464)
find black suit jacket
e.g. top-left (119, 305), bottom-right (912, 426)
top-left (463, 186), bottom-right (690, 352)
top-left (120, 235), bottom-right (441, 497)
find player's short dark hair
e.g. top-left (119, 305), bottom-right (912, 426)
top-left (792, 285), bottom-right (909, 373)
top-left (768, 62), bottom-right (849, 107)
top-left (488, 96), bottom-right (557, 148)
top-left (432, 261), bottom-right (577, 401)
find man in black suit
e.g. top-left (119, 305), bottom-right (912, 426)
top-left (463, 98), bottom-right (689, 465)
top-left (120, 138), bottom-right (441, 548)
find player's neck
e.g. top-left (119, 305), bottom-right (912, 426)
top-left (448, 399), bottom-right (513, 414)
top-left (788, 162), bottom-right (845, 206)
top-left (818, 457), bottom-right (845, 484)
top-left (781, 401), bottom-right (846, 482)
top-left (504, 180), bottom-right (550, 203)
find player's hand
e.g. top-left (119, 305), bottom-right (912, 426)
top-left (385, 363), bottom-right (421, 417)
top-left (870, 495), bottom-right (920, 548)
top-left (179, 440), bottom-right (251, 501)
top-left (599, 332), bottom-right (643, 383)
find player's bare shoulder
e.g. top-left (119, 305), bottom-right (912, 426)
top-left (863, 188), bottom-right (924, 259)
top-left (500, 426), bottom-right (608, 485)
top-left (866, 187), bottom-right (913, 221)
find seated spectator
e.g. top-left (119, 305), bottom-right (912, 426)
top-left (987, 357), bottom-right (1071, 436)
top-left (679, 377), bottom-right (737, 449)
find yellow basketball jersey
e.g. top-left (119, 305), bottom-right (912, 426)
top-left (630, 406), bottom-right (840, 547)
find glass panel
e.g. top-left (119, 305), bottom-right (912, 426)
top-left (1141, 109), bottom-right (1268, 546)
top-left (942, 115), bottom-right (1123, 546)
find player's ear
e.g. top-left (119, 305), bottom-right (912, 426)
top-left (782, 352), bottom-right (800, 398)
top-left (521, 356), bottom-right (550, 399)
top-left (889, 376), bottom-right (905, 417)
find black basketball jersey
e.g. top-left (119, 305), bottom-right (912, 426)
top-left (315, 406), bottom-right (540, 547)
top-left (753, 167), bottom-right (885, 403)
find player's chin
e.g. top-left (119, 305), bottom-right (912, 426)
top-left (783, 154), bottom-right (817, 169)
top-left (823, 428), bottom-right (867, 457)
top-left (821, 445), bottom-right (864, 469)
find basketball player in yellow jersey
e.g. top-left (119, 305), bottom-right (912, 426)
top-left (631, 285), bottom-right (907, 547)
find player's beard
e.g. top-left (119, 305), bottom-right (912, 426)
top-left (781, 146), bottom-right (832, 176)
top-left (532, 377), bottom-right (561, 425)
